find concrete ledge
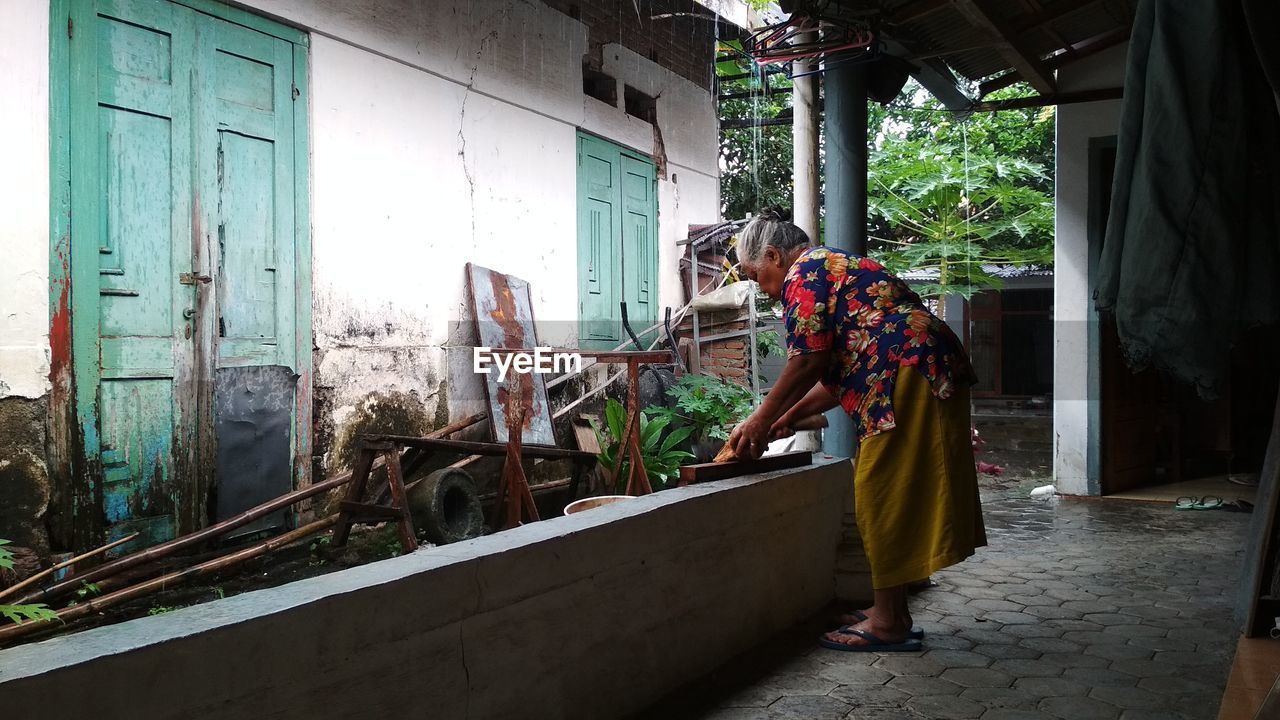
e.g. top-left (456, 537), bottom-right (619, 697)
top-left (0, 456), bottom-right (853, 720)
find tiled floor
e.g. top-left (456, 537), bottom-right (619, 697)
top-left (643, 492), bottom-right (1249, 720)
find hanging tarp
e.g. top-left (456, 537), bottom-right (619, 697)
top-left (1095, 0), bottom-right (1280, 397)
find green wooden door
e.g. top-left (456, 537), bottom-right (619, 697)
top-left (60, 0), bottom-right (308, 546)
top-left (75, 0), bottom-right (200, 545)
top-left (576, 133), bottom-right (657, 348)
top-left (620, 154), bottom-right (657, 336)
top-left (203, 15), bottom-right (298, 371)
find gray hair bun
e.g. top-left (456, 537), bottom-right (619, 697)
top-left (738, 207), bottom-right (813, 264)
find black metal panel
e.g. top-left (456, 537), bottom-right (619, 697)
top-left (214, 365), bottom-right (295, 536)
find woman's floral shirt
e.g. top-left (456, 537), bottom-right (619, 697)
top-left (783, 246), bottom-right (976, 443)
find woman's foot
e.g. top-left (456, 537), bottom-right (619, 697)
top-left (821, 616), bottom-right (911, 648)
top-left (834, 606), bottom-right (914, 630)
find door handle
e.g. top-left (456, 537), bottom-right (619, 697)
top-left (183, 308), bottom-right (196, 320)
top-left (179, 272), bottom-right (212, 285)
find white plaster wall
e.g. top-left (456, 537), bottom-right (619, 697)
top-left (1053, 43), bottom-right (1128, 495)
top-left (240, 0), bottom-right (724, 457)
top-left (0, 0), bottom-right (51, 399)
top-left (0, 0), bottom-right (723, 464)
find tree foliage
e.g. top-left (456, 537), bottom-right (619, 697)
top-left (868, 85), bottom-right (1055, 297)
top-left (717, 63), bottom-right (1056, 298)
top-left (718, 44), bottom-right (795, 221)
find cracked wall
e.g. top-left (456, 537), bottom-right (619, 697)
top-left (0, 0), bottom-right (724, 500)
top-left (270, 0), bottom-right (722, 477)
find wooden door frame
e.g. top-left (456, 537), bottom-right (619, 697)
top-left (48, 0), bottom-right (312, 548)
top-left (1087, 135), bottom-right (1118, 496)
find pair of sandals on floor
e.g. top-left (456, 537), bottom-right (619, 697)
top-left (819, 610), bottom-right (926, 653)
top-left (1173, 495), bottom-right (1253, 512)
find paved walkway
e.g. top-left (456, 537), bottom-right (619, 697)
top-left (644, 491), bottom-right (1248, 720)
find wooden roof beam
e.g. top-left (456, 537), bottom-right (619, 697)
top-left (1011, 0), bottom-right (1100, 34)
top-left (952, 0), bottom-right (1057, 94)
top-left (1044, 24), bottom-right (1131, 69)
top-left (971, 86), bottom-right (1121, 111)
top-left (978, 24), bottom-right (1129, 97)
top-left (887, 0), bottom-right (952, 26)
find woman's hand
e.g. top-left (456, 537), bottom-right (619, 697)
top-left (768, 416), bottom-right (797, 440)
top-left (728, 412), bottom-right (771, 460)
top-left (769, 406), bottom-right (801, 440)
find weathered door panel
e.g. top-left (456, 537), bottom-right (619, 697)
top-left (576, 134), bottom-right (658, 349)
top-left (620, 153), bottom-right (657, 341)
top-left (201, 17), bottom-right (299, 524)
top-left (204, 17), bottom-right (297, 370)
top-left (87, 0), bottom-right (199, 545)
top-left (61, 0), bottom-right (309, 545)
top-left (577, 134), bottom-right (622, 345)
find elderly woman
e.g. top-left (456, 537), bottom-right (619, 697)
top-left (727, 209), bottom-right (986, 652)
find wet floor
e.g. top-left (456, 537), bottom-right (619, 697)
top-left (642, 490), bottom-right (1249, 720)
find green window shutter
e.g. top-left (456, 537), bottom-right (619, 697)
top-left (576, 133), bottom-right (657, 350)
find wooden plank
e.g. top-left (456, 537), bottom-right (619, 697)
top-left (679, 451), bottom-right (813, 484)
top-left (383, 448), bottom-right (418, 552)
top-left (485, 348), bottom-right (673, 364)
top-left (338, 501), bottom-right (402, 520)
top-left (570, 416), bottom-right (605, 496)
top-left (362, 435), bottom-right (598, 461)
top-left (1238, 388), bottom-right (1280, 636)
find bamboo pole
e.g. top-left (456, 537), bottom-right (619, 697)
top-left (0, 533), bottom-right (139, 603)
top-left (0, 517), bottom-right (338, 647)
top-left (13, 412), bottom-right (487, 606)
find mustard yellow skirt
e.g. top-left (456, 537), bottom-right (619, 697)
top-left (853, 368), bottom-right (987, 589)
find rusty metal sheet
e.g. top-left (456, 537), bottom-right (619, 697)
top-left (466, 263), bottom-right (556, 446)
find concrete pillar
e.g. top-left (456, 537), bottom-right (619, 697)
top-left (821, 61), bottom-right (869, 459)
top-left (792, 33), bottom-right (820, 243)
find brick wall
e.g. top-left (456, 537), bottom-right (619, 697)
top-left (678, 309), bottom-right (753, 386)
top-left (540, 0), bottom-right (720, 90)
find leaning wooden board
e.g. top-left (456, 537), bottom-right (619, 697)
top-left (679, 451), bottom-right (813, 484)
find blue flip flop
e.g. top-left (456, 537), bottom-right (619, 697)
top-left (819, 628), bottom-right (923, 653)
top-left (844, 610), bottom-right (925, 640)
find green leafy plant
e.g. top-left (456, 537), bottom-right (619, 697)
top-left (594, 398), bottom-right (694, 493)
top-left (0, 539), bottom-right (60, 626)
top-left (1, 602), bottom-right (58, 625)
top-left (309, 535), bottom-right (331, 555)
top-left (210, 586), bottom-right (225, 600)
top-left (756, 329), bottom-right (784, 360)
top-left (867, 134), bottom-right (1053, 299)
top-left (66, 580), bottom-right (103, 608)
top-left (147, 605), bottom-right (176, 616)
top-left (648, 374), bottom-right (756, 443)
